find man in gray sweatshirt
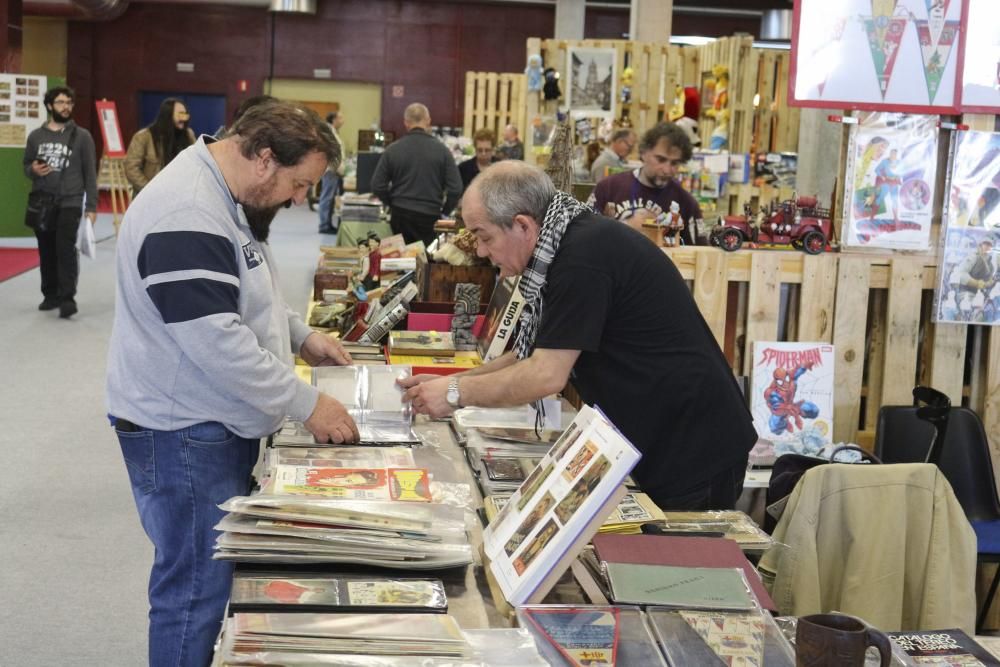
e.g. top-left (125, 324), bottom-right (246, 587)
top-left (107, 101), bottom-right (359, 667)
top-left (23, 85), bottom-right (98, 318)
top-left (371, 102), bottom-right (462, 246)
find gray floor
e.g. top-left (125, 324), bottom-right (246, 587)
top-left (0, 205), bottom-right (331, 665)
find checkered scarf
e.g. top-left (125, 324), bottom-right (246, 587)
top-left (513, 191), bottom-right (589, 360)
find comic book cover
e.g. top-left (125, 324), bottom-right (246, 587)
top-left (272, 465), bottom-right (431, 502)
top-left (750, 342), bottom-right (836, 451)
top-left (934, 130), bottom-right (1000, 325)
top-left (843, 113), bottom-right (939, 250)
top-left (522, 607), bottom-right (619, 667)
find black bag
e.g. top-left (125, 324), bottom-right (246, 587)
top-left (24, 190), bottom-right (59, 232)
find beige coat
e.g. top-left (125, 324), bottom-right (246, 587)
top-left (124, 127), bottom-right (196, 192)
top-left (758, 463), bottom-right (977, 633)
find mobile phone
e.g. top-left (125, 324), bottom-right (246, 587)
top-left (33, 158), bottom-right (46, 164)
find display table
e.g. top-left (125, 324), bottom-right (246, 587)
top-left (336, 219), bottom-right (394, 247)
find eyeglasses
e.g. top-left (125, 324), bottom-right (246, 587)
top-left (52, 99), bottom-right (74, 107)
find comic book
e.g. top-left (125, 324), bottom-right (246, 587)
top-left (934, 130), bottom-right (1000, 325)
top-left (272, 465), bottom-right (432, 503)
top-left (229, 575), bottom-right (448, 614)
top-left (843, 112), bottom-right (939, 250)
top-left (750, 341), bottom-right (835, 450)
top-left (889, 629), bottom-right (1000, 666)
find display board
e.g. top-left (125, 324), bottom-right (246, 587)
top-left (0, 74), bottom-right (47, 148)
top-left (790, 0), bottom-right (962, 113)
top-left (94, 100), bottom-right (126, 158)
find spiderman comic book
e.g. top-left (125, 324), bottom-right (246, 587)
top-left (750, 342), bottom-right (836, 451)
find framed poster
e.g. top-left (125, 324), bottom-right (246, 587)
top-left (0, 74), bottom-right (47, 148)
top-left (933, 130), bottom-right (1000, 325)
top-left (842, 112), bottom-right (939, 250)
top-left (566, 47), bottom-right (617, 119)
top-left (94, 100), bottom-right (126, 157)
top-left (790, 0), bottom-right (963, 113)
top-left (957, 0), bottom-right (1000, 112)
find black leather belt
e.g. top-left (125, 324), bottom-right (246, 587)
top-left (114, 417), bottom-right (142, 432)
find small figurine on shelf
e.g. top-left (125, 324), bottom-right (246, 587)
top-left (543, 67), bottom-right (562, 101)
top-left (668, 84), bottom-right (686, 121)
top-left (452, 283), bottom-right (480, 351)
top-left (620, 66), bottom-right (634, 105)
top-left (526, 54), bottom-right (544, 93)
top-left (704, 64), bottom-right (730, 149)
top-left (663, 201), bottom-right (683, 247)
top-left (358, 232), bottom-right (381, 290)
top-left (709, 108), bottom-right (729, 150)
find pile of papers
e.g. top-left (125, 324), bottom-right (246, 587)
top-left (659, 510), bottom-right (774, 554)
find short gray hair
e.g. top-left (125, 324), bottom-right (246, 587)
top-left (472, 162), bottom-right (555, 229)
top-left (404, 103), bottom-right (429, 125)
top-left (611, 128), bottom-right (635, 143)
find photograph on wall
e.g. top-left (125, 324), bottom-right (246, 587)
top-left (0, 74), bottom-right (47, 148)
top-left (934, 130), bottom-right (1000, 325)
top-left (958, 0), bottom-right (1000, 112)
top-left (791, 0), bottom-right (962, 112)
top-left (842, 112), bottom-right (939, 250)
top-left (566, 47), bottom-right (617, 119)
top-left (750, 341), bottom-right (836, 453)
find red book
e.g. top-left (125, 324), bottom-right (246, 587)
top-left (591, 533), bottom-right (776, 612)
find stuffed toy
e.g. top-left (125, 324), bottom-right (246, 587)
top-left (620, 66), bottom-right (634, 105)
top-left (543, 67), bottom-right (561, 101)
top-left (526, 54), bottom-right (543, 92)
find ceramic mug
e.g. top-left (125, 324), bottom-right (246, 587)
top-left (795, 613), bottom-right (892, 667)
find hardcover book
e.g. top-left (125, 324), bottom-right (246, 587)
top-left (750, 341), bottom-right (835, 449)
top-left (888, 629), bottom-right (1000, 666)
top-left (389, 330), bottom-right (456, 357)
top-left (477, 276), bottom-right (526, 362)
top-left (604, 563), bottom-right (756, 610)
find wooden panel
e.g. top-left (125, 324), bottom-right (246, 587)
top-left (880, 259), bottom-right (924, 407)
top-left (929, 323), bottom-right (967, 405)
top-left (742, 252), bottom-right (782, 375)
top-left (865, 289), bottom-right (887, 429)
top-left (833, 257), bottom-right (871, 443)
top-left (463, 71), bottom-right (475, 135)
top-left (797, 253), bottom-right (837, 342)
top-left (485, 73), bottom-right (498, 133)
top-left (692, 251), bottom-right (728, 350)
top-left (497, 75), bottom-right (510, 136)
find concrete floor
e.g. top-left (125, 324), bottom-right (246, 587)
top-left (0, 205), bottom-right (330, 665)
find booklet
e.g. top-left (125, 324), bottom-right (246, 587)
top-left (888, 629), bottom-right (1000, 666)
top-left (605, 563), bottom-right (756, 610)
top-left (483, 404), bottom-right (641, 605)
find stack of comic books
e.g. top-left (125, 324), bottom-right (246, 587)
top-left (228, 573), bottom-right (448, 615)
top-left (311, 365), bottom-right (418, 444)
top-left (482, 405), bottom-right (641, 605)
top-left (516, 605), bottom-right (666, 666)
top-left (658, 510), bottom-right (774, 554)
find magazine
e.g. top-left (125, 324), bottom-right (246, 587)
top-left (483, 404), bottom-right (641, 605)
top-left (889, 629), bottom-right (1000, 666)
top-left (272, 464), bottom-right (432, 502)
top-left (477, 276), bottom-right (526, 362)
top-left (843, 112), bottom-right (939, 250)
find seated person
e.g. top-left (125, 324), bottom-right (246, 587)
top-left (589, 128), bottom-right (635, 183)
top-left (458, 128), bottom-right (497, 192)
top-left (588, 122), bottom-right (701, 245)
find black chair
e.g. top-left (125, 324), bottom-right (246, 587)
top-left (875, 388), bottom-right (1000, 632)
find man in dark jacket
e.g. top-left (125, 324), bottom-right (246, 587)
top-left (371, 103), bottom-right (462, 246)
top-left (24, 85), bottom-right (98, 319)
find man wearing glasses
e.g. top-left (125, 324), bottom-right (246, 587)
top-left (23, 86), bottom-right (98, 319)
top-left (588, 122), bottom-right (702, 246)
top-left (589, 127), bottom-right (635, 182)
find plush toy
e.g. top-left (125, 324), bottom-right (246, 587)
top-left (705, 64), bottom-right (729, 121)
top-left (620, 66), bottom-right (634, 105)
top-left (668, 84), bottom-right (685, 121)
top-left (709, 108), bottom-right (729, 150)
top-left (526, 54), bottom-right (543, 93)
top-left (543, 67), bottom-right (561, 101)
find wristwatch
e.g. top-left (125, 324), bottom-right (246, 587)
top-left (446, 377), bottom-right (462, 409)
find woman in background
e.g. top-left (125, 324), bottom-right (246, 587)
top-left (124, 97), bottom-right (195, 196)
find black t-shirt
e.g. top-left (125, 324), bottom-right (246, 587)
top-left (533, 211), bottom-right (755, 496)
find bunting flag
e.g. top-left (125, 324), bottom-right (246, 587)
top-left (864, 13), bottom-right (909, 97)
top-left (915, 19), bottom-right (960, 102)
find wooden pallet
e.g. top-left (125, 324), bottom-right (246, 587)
top-left (462, 72), bottom-right (528, 143)
top-left (662, 246), bottom-right (998, 455)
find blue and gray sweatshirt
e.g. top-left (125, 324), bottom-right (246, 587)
top-left (106, 137), bottom-right (318, 438)
top-left (23, 120), bottom-right (98, 212)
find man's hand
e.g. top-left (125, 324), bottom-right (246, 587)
top-left (31, 161), bottom-right (53, 177)
top-left (396, 374), bottom-right (443, 390)
top-left (401, 375), bottom-right (454, 419)
top-left (300, 332), bottom-right (352, 366)
top-left (86, 212), bottom-right (97, 226)
top-left (304, 393), bottom-right (360, 443)
top-left (625, 208), bottom-right (655, 231)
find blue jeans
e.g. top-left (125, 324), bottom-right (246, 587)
top-left (116, 420), bottom-right (259, 667)
top-left (318, 171), bottom-right (340, 232)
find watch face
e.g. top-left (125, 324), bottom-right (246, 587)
top-left (447, 381), bottom-right (460, 407)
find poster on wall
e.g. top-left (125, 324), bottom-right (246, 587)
top-left (0, 74), bottom-right (47, 148)
top-left (790, 0), bottom-right (962, 113)
top-left (842, 112), bottom-right (939, 250)
top-left (566, 47), bottom-right (617, 119)
top-left (934, 130), bottom-right (1000, 325)
top-left (94, 100), bottom-right (126, 157)
top-left (958, 0), bottom-right (1000, 112)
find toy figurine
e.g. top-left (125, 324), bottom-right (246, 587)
top-left (710, 196), bottom-right (834, 255)
top-left (452, 283), bottom-right (480, 350)
top-left (709, 108), bottom-right (729, 150)
top-left (704, 64), bottom-right (730, 149)
top-left (664, 201), bottom-right (683, 247)
top-left (526, 55), bottom-right (543, 93)
top-left (668, 85), bottom-right (686, 121)
top-left (620, 66), bottom-right (634, 105)
top-left (543, 67), bottom-right (562, 101)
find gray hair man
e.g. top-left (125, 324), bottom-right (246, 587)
top-left (589, 127), bottom-right (636, 182)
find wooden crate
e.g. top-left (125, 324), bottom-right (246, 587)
top-left (661, 246), bottom-right (1000, 462)
top-left (463, 72), bottom-right (528, 143)
top-left (423, 262), bottom-right (498, 307)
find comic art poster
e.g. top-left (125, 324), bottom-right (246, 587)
top-left (791, 0), bottom-right (962, 112)
top-left (751, 342), bottom-right (836, 451)
top-left (934, 130), bottom-right (1000, 325)
top-left (843, 112), bottom-right (938, 249)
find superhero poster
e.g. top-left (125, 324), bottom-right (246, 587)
top-left (750, 342), bottom-right (836, 450)
top-left (934, 130), bottom-right (1000, 325)
top-left (842, 112), bottom-right (939, 250)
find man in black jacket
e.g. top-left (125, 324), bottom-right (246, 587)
top-left (371, 103), bottom-right (462, 246)
top-left (23, 85), bottom-right (98, 319)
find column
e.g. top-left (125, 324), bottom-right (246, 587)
top-left (554, 0), bottom-right (584, 41)
top-left (630, 0), bottom-right (672, 43)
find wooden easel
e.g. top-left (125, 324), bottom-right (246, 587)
top-left (99, 155), bottom-right (131, 234)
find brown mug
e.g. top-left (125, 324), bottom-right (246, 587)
top-left (795, 613), bottom-right (892, 667)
